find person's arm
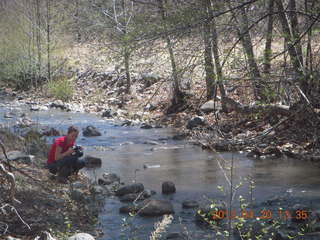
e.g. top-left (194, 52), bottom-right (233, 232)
top-left (54, 146), bottom-right (74, 161)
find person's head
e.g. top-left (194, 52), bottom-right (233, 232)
top-left (66, 125), bottom-right (79, 142)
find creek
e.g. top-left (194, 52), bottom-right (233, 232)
top-left (1, 99), bottom-right (320, 240)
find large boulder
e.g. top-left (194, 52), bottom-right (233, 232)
top-left (7, 151), bottom-right (33, 164)
top-left (115, 183), bottom-right (144, 197)
top-left (83, 125), bottom-right (101, 137)
top-left (186, 116), bottom-right (206, 129)
top-left (138, 199), bottom-right (174, 216)
top-left (162, 181), bottom-right (176, 194)
top-left (68, 233), bottom-right (95, 240)
top-left (200, 99), bottom-right (222, 113)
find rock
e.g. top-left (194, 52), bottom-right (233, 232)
top-left (84, 155), bottom-right (102, 167)
top-left (90, 185), bottom-right (110, 196)
top-left (17, 117), bottom-right (34, 127)
top-left (7, 151), bottom-right (33, 164)
top-left (186, 116), bottom-right (206, 129)
top-left (70, 189), bottom-right (87, 203)
top-left (6, 237), bottom-right (21, 240)
top-left (102, 109), bottom-right (115, 118)
top-left (166, 232), bottom-right (186, 239)
top-left (68, 233), bottom-right (95, 240)
top-left (37, 231), bottom-right (56, 240)
top-left (172, 133), bottom-right (188, 140)
top-left (83, 125), bottom-right (102, 137)
top-left (41, 127), bottom-right (60, 136)
top-left (141, 123), bottom-right (153, 129)
top-left (115, 183), bottom-right (144, 196)
top-left (119, 204), bottom-right (137, 214)
top-left (30, 105), bottom-right (49, 111)
top-left (50, 100), bottom-right (66, 110)
top-left (102, 173), bottom-right (120, 184)
top-left (144, 103), bottom-right (156, 111)
top-left (200, 100), bottom-right (222, 113)
top-left (119, 193), bottom-right (144, 202)
top-left (71, 181), bottom-right (87, 190)
top-left (162, 181), bottom-right (176, 194)
top-left (138, 199), bottom-right (174, 216)
top-left (121, 120), bottom-right (132, 126)
top-left (4, 112), bottom-right (14, 118)
top-left (182, 200), bottom-right (199, 209)
top-left (138, 73), bottom-right (161, 88)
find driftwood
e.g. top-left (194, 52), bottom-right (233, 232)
top-left (222, 96), bottom-right (290, 116)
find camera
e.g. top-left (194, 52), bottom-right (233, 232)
top-left (72, 145), bottom-right (83, 158)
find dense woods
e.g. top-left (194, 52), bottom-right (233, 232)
top-left (1, 0), bottom-right (319, 105)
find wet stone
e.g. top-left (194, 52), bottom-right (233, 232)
top-left (182, 200), bottom-right (199, 209)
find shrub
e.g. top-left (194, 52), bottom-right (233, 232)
top-left (47, 77), bottom-right (74, 102)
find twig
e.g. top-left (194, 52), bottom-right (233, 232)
top-left (0, 204), bottom-right (31, 231)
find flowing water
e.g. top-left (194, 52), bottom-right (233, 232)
top-left (1, 99), bottom-right (320, 239)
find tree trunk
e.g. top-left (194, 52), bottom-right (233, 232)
top-left (288, 0), bottom-right (303, 64)
top-left (46, 0), bottom-right (51, 82)
top-left (202, 0), bottom-right (215, 100)
top-left (263, 0), bottom-right (274, 74)
top-left (275, 0), bottom-right (303, 74)
top-left (35, 0), bottom-right (41, 88)
top-left (209, 0), bottom-right (226, 99)
top-left (238, 5), bottom-right (267, 101)
top-left (158, 0), bottom-right (183, 107)
top-left (124, 46), bottom-right (131, 94)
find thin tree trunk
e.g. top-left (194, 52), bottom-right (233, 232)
top-left (275, 0), bottom-right (306, 91)
top-left (209, 0), bottom-right (226, 98)
top-left (124, 47), bottom-right (131, 94)
top-left (237, 3), bottom-right (268, 101)
top-left (158, 0), bottom-right (182, 106)
top-left (202, 0), bottom-right (215, 100)
top-left (263, 0), bottom-right (274, 74)
top-left (46, 0), bottom-right (51, 82)
top-left (288, 0), bottom-right (303, 64)
top-left (35, 0), bottom-right (41, 88)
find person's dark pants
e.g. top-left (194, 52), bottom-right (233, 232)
top-left (48, 156), bottom-right (85, 178)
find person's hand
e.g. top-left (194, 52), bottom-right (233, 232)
top-left (65, 147), bottom-right (75, 156)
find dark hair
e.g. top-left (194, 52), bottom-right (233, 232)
top-left (67, 125), bottom-right (79, 134)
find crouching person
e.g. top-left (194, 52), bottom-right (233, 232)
top-left (47, 126), bottom-right (85, 183)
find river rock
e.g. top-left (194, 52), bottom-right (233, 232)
top-left (68, 233), bottom-right (95, 240)
top-left (162, 181), bottom-right (176, 194)
top-left (36, 231), bottom-right (56, 240)
top-left (7, 151), bottom-right (33, 164)
top-left (30, 105), bottom-right (49, 111)
top-left (4, 112), bottom-right (14, 118)
top-left (166, 232), bottom-right (187, 239)
top-left (200, 100), bottom-right (222, 113)
top-left (141, 123), bottom-right (153, 129)
top-left (90, 185), bottom-right (110, 196)
top-left (102, 109), bottom-right (116, 118)
top-left (119, 204), bottom-right (137, 214)
top-left (101, 173), bottom-right (120, 184)
top-left (84, 155), bottom-right (102, 167)
top-left (186, 116), bottom-right (206, 129)
top-left (83, 125), bottom-right (102, 137)
top-left (138, 199), bottom-right (174, 216)
top-left (119, 193), bottom-right (143, 202)
top-left (50, 100), bottom-right (66, 110)
top-left (182, 200), bottom-right (199, 209)
top-left (115, 183), bottom-right (144, 196)
top-left (70, 189), bottom-right (88, 203)
top-left (41, 127), bottom-right (60, 136)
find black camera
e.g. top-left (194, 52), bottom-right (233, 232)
top-left (72, 145), bottom-right (83, 158)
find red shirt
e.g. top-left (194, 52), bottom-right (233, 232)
top-left (47, 136), bottom-right (74, 164)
